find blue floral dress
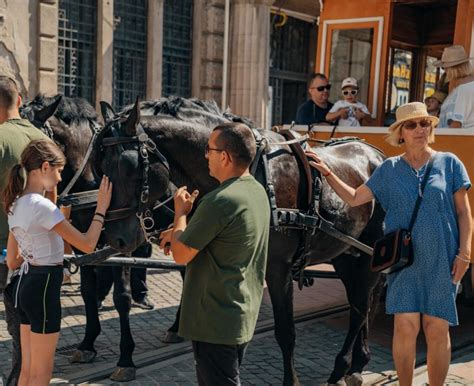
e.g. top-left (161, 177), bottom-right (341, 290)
top-left (366, 152), bottom-right (471, 325)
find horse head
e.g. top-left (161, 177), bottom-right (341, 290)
top-left (20, 94), bottom-right (101, 193)
top-left (97, 98), bottom-right (171, 252)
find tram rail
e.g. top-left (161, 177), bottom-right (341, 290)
top-left (51, 304), bottom-right (350, 384)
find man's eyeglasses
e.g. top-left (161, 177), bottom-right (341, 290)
top-left (311, 84), bottom-right (332, 92)
top-left (205, 144), bottom-right (225, 155)
top-left (342, 90), bottom-right (358, 96)
top-left (403, 119), bottom-right (431, 130)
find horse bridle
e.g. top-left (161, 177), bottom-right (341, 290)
top-left (101, 121), bottom-right (170, 243)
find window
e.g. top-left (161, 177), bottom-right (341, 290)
top-left (423, 56), bottom-right (444, 100)
top-left (269, 15), bottom-right (316, 125)
top-left (113, 0), bottom-right (148, 109)
top-left (319, 17), bottom-right (384, 117)
top-left (162, 0), bottom-right (193, 97)
top-left (328, 28), bottom-right (374, 105)
top-left (58, 0), bottom-right (97, 103)
top-left (390, 48), bottom-right (413, 112)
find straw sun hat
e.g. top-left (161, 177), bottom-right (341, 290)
top-left (388, 102), bottom-right (438, 136)
top-left (433, 45), bottom-right (473, 68)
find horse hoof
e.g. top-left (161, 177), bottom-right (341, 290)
top-left (344, 373), bottom-right (363, 386)
top-left (109, 366), bottom-right (136, 382)
top-left (69, 349), bottom-right (97, 364)
top-left (160, 331), bottom-right (184, 343)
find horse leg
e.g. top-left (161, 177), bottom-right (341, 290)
top-left (342, 323), bottom-right (369, 386)
top-left (71, 266), bottom-right (100, 363)
top-left (161, 269), bottom-right (185, 343)
top-left (328, 254), bottom-right (378, 385)
top-left (266, 260), bottom-right (300, 386)
top-left (109, 266), bottom-right (136, 382)
top-left (96, 266), bottom-right (114, 307)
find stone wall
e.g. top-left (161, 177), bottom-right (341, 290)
top-left (193, 0), bottom-right (225, 103)
top-left (0, 0), bottom-right (39, 97)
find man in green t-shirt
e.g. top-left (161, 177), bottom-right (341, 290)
top-left (0, 75), bottom-right (50, 386)
top-left (159, 122), bottom-right (270, 385)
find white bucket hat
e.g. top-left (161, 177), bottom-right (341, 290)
top-left (341, 77), bottom-right (358, 89)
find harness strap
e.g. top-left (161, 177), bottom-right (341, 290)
top-left (277, 209), bottom-right (373, 255)
top-left (250, 129), bottom-right (279, 228)
top-left (58, 124), bottom-right (100, 203)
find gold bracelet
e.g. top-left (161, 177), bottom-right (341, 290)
top-left (456, 255), bottom-right (471, 263)
top-left (458, 250), bottom-right (471, 259)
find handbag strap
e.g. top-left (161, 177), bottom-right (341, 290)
top-left (408, 155), bottom-right (435, 232)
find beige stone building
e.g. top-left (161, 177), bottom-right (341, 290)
top-left (0, 0), bottom-right (320, 127)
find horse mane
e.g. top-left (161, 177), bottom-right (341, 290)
top-left (120, 96), bottom-right (256, 128)
top-left (28, 94), bottom-right (98, 124)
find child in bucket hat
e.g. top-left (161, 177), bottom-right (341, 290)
top-left (424, 90), bottom-right (447, 117)
top-left (326, 77), bottom-right (370, 127)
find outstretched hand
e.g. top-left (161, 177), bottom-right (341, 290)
top-left (96, 176), bottom-right (113, 214)
top-left (174, 186), bottom-right (199, 216)
top-left (305, 151), bottom-right (331, 176)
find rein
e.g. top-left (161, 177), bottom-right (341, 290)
top-left (58, 120), bottom-right (102, 204)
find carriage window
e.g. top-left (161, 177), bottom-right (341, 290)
top-left (389, 48), bottom-right (413, 112)
top-left (58, 0), bottom-right (97, 103)
top-left (113, 0), bottom-right (148, 109)
top-left (423, 56), bottom-right (444, 100)
top-left (328, 28), bottom-right (374, 106)
top-left (162, 0), bottom-right (193, 97)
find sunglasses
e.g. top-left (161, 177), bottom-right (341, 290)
top-left (205, 144), bottom-right (225, 155)
top-left (311, 84), bottom-right (332, 92)
top-left (403, 119), bottom-right (431, 130)
top-left (342, 90), bottom-right (358, 96)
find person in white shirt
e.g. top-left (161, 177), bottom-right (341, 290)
top-left (3, 139), bottom-right (112, 386)
top-left (326, 77), bottom-right (370, 127)
top-left (436, 45), bottom-right (474, 128)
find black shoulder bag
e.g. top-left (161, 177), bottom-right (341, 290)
top-left (370, 156), bottom-right (434, 274)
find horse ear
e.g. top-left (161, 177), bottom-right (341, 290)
top-left (34, 95), bottom-right (62, 124)
top-left (100, 101), bottom-right (115, 124)
top-left (123, 97), bottom-right (140, 137)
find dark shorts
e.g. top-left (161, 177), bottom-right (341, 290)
top-left (192, 340), bottom-right (248, 386)
top-left (16, 265), bottom-right (63, 334)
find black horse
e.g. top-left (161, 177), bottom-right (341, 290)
top-left (19, 95), bottom-right (180, 381)
top-left (96, 97), bottom-right (385, 385)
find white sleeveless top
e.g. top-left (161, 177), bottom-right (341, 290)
top-left (8, 193), bottom-right (65, 265)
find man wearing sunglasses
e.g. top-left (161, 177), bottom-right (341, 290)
top-left (326, 77), bottom-right (370, 127)
top-left (295, 73), bottom-right (337, 125)
top-left (159, 123), bottom-right (270, 385)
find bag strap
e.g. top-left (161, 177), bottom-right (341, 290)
top-left (408, 155), bottom-right (435, 231)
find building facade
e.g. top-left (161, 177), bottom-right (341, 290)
top-left (0, 0), bottom-right (320, 128)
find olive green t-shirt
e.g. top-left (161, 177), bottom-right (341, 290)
top-left (178, 175), bottom-right (270, 345)
top-left (0, 119), bottom-right (49, 249)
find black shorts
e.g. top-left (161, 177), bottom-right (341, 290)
top-left (16, 265), bottom-right (63, 334)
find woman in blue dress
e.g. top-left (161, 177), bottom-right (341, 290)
top-left (306, 102), bottom-right (472, 386)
